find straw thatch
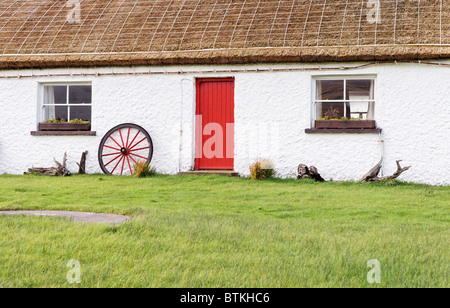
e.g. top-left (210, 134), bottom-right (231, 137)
top-left (0, 0), bottom-right (448, 69)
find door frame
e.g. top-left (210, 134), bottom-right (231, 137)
top-left (194, 77), bottom-right (235, 171)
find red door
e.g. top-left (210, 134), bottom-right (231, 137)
top-left (195, 78), bottom-right (235, 170)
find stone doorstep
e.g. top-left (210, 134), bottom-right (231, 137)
top-left (178, 170), bottom-right (239, 177)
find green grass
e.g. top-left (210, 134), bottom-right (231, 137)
top-left (0, 174), bottom-right (448, 288)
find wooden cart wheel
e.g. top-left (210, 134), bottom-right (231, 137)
top-left (98, 123), bottom-right (153, 176)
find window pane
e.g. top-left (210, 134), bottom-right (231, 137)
top-left (347, 80), bottom-right (373, 100)
top-left (55, 106), bottom-right (68, 121)
top-left (70, 106), bottom-right (91, 122)
top-left (44, 86), bottom-right (67, 105)
top-left (69, 86), bottom-right (91, 104)
top-left (54, 86), bottom-right (67, 104)
top-left (347, 80), bottom-right (373, 119)
top-left (318, 102), bottom-right (348, 119)
top-left (43, 106), bottom-right (54, 121)
top-left (43, 106), bottom-right (68, 121)
top-left (43, 86), bottom-right (67, 121)
top-left (317, 80), bottom-right (344, 100)
top-left (349, 101), bottom-right (370, 119)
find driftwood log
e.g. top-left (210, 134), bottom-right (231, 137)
top-left (77, 151), bottom-right (88, 174)
top-left (361, 160), bottom-right (411, 182)
top-left (26, 153), bottom-right (71, 177)
top-left (298, 164), bottom-right (325, 182)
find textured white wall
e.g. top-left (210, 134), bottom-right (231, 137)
top-left (0, 62), bottom-right (448, 185)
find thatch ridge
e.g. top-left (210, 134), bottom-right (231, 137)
top-left (0, 0), bottom-right (448, 68)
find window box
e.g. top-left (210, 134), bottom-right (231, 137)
top-left (305, 128), bottom-right (381, 134)
top-left (38, 122), bottom-right (91, 132)
top-left (31, 131), bottom-right (96, 136)
top-left (315, 120), bottom-right (376, 129)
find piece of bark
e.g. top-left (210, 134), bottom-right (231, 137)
top-left (77, 151), bottom-right (88, 174)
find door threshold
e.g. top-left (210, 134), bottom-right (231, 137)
top-left (179, 170), bottom-right (239, 177)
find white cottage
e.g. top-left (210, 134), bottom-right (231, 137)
top-left (0, 0), bottom-right (449, 185)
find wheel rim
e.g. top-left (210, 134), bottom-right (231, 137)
top-left (98, 124), bottom-right (153, 176)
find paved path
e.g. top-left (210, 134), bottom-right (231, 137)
top-left (0, 210), bottom-right (130, 226)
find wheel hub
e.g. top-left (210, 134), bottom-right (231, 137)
top-left (121, 147), bottom-right (127, 155)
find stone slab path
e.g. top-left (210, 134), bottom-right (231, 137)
top-left (0, 210), bottom-right (130, 226)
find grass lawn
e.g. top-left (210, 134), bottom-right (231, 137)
top-left (0, 174), bottom-right (448, 288)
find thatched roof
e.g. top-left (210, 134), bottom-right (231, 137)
top-left (0, 0), bottom-right (448, 69)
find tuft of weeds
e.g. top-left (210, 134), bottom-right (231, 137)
top-left (249, 160), bottom-right (275, 180)
top-left (133, 160), bottom-right (157, 178)
top-left (371, 179), bottom-right (406, 187)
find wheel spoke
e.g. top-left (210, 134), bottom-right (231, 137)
top-left (109, 135), bottom-right (123, 149)
top-left (126, 156), bottom-right (133, 175)
top-left (120, 155), bottom-right (125, 176)
top-left (129, 137), bottom-right (147, 151)
top-left (125, 127), bottom-right (131, 148)
top-left (129, 146), bottom-right (150, 152)
top-left (104, 145), bottom-right (121, 151)
top-left (119, 129), bottom-right (125, 149)
top-left (102, 152), bottom-right (121, 157)
top-left (104, 154), bottom-right (122, 167)
top-left (127, 130), bottom-right (141, 151)
top-left (129, 155), bottom-right (138, 165)
top-left (111, 155), bottom-right (124, 174)
top-left (130, 153), bottom-right (148, 160)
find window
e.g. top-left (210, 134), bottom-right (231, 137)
top-left (314, 77), bottom-right (375, 121)
top-left (42, 84), bottom-right (92, 122)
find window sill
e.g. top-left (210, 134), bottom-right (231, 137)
top-left (305, 128), bottom-right (382, 134)
top-left (31, 131), bottom-right (96, 136)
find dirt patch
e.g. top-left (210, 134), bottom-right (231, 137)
top-left (0, 210), bottom-right (130, 226)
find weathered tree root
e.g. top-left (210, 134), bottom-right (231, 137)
top-left (26, 152), bottom-right (71, 177)
top-left (361, 160), bottom-right (411, 182)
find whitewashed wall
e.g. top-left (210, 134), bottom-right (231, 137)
top-left (0, 62), bottom-right (449, 185)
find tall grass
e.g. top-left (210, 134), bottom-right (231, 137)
top-left (0, 175), bottom-right (448, 288)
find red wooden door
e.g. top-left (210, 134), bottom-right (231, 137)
top-left (195, 78), bottom-right (235, 170)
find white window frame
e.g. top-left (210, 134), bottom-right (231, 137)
top-left (39, 82), bottom-right (92, 123)
top-left (311, 75), bottom-right (377, 127)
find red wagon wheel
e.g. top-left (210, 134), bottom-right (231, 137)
top-left (98, 123), bottom-right (153, 176)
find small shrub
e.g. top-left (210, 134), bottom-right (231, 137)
top-left (42, 118), bottom-right (90, 124)
top-left (69, 118), bottom-right (90, 124)
top-left (133, 160), bottom-right (156, 178)
top-left (43, 118), bottom-right (66, 123)
top-left (249, 160), bottom-right (275, 180)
